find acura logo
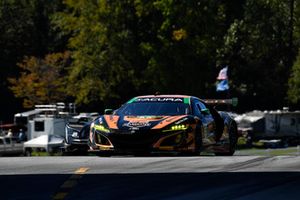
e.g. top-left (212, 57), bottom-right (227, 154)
top-left (123, 121), bottom-right (151, 128)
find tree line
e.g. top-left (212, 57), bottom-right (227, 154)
top-left (1, 0), bottom-right (300, 122)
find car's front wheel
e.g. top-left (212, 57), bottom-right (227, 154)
top-left (215, 123), bottom-right (237, 156)
top-left (194, 125), bottom-right (203, 153)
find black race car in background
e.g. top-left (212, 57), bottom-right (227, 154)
top-left (88, 95), bottom-right (238, 156)
top-left (65, 113), bottom-right (99, 153)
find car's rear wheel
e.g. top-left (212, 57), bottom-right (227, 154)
top-left (194, 125), bottom-right (203, 153)
top-left (215, 123), bottom-right (237, 156)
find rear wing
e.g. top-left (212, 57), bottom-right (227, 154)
top-left (203, 98), bottom-right (238, 107)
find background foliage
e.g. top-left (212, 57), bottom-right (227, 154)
top-left (1, 0), bottom-right (300, 122)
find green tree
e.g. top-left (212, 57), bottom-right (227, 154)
top-left (8, 52), bottom-right (71, 108)
top-left (287, 0), bottom-right (300, 105)
top-left (0, 0), bottom-right (66, 121)
top-left (145, 0), bottom-right (234, 95)
top-left (288, 51), bottom-right (300, 103)
top-left (53, 1), bottom-right (144, 107)
top-left (54, 0), bottom-right (241, 108)
top-left (218, 0), bottom-right (295, 110)
top-left (52, 0), bottom-right (299, 111)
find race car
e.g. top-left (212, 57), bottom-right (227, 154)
top-left (88, 95), bottom-right (238, 156)
top-left (65, 113), bottom-right (99, 153)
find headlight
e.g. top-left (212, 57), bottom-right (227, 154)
top-left (94, 124), bottom-right (110, 133)
top-left (66, 125), bottom-right (80, 138)
top-left (163, 124), bottom-right (188, 132)
top-left (72, 131), bottom-right (79, 138)
top-left (170, 124), bottom-right (187, 130)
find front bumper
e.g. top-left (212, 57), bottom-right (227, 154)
top-left (65, 138), bottom-right (89, 151)
top-left (91, 129), bottom-right (196, 153)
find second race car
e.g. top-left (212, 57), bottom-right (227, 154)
top-left (65, 112), bottom-right (99, 153)
top-left (88, 95), bottom-right (238, 156)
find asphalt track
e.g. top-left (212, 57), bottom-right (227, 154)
top-left (1, 156), bottom-right (300, 199)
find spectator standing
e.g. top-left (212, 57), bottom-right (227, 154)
top-left (7, 129), bottom-right (13, 137)
top-left (18, 129), bottom-right (27, 142)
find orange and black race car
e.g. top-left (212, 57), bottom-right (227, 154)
top-left (88, 95), bottom-right (238, 156)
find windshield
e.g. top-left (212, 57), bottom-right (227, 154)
top-left (115, 102), bottom-right (191, 116)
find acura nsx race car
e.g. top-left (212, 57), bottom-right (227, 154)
top-left (88, 95), bottom-right (238, 156)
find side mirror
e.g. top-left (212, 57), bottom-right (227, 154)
top-left (194, 116), bottom-right (200, 122)
top-left (104, 109), bottom-right (113, 114)
top-left (201, 108), bottom-right (210, 115)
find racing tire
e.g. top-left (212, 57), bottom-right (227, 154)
top-left (215, 123), bottom-right (237, 156)
top-left (194, 125), bottom-right (203, 154)
top-left (133, 152), bottom-right (151, 157)
top-left (97, 151), bottom-right (112, 157)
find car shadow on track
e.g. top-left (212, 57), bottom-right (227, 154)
top-left (1, 172), bottom-right (300, 200)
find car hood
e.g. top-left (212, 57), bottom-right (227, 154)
top-left (100, 115), bottom-right (188, 131)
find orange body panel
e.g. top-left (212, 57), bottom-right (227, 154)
top-left (152, 115), bottom-right (187, 129)
top-left (104, 115), bottom-right (119, 129)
